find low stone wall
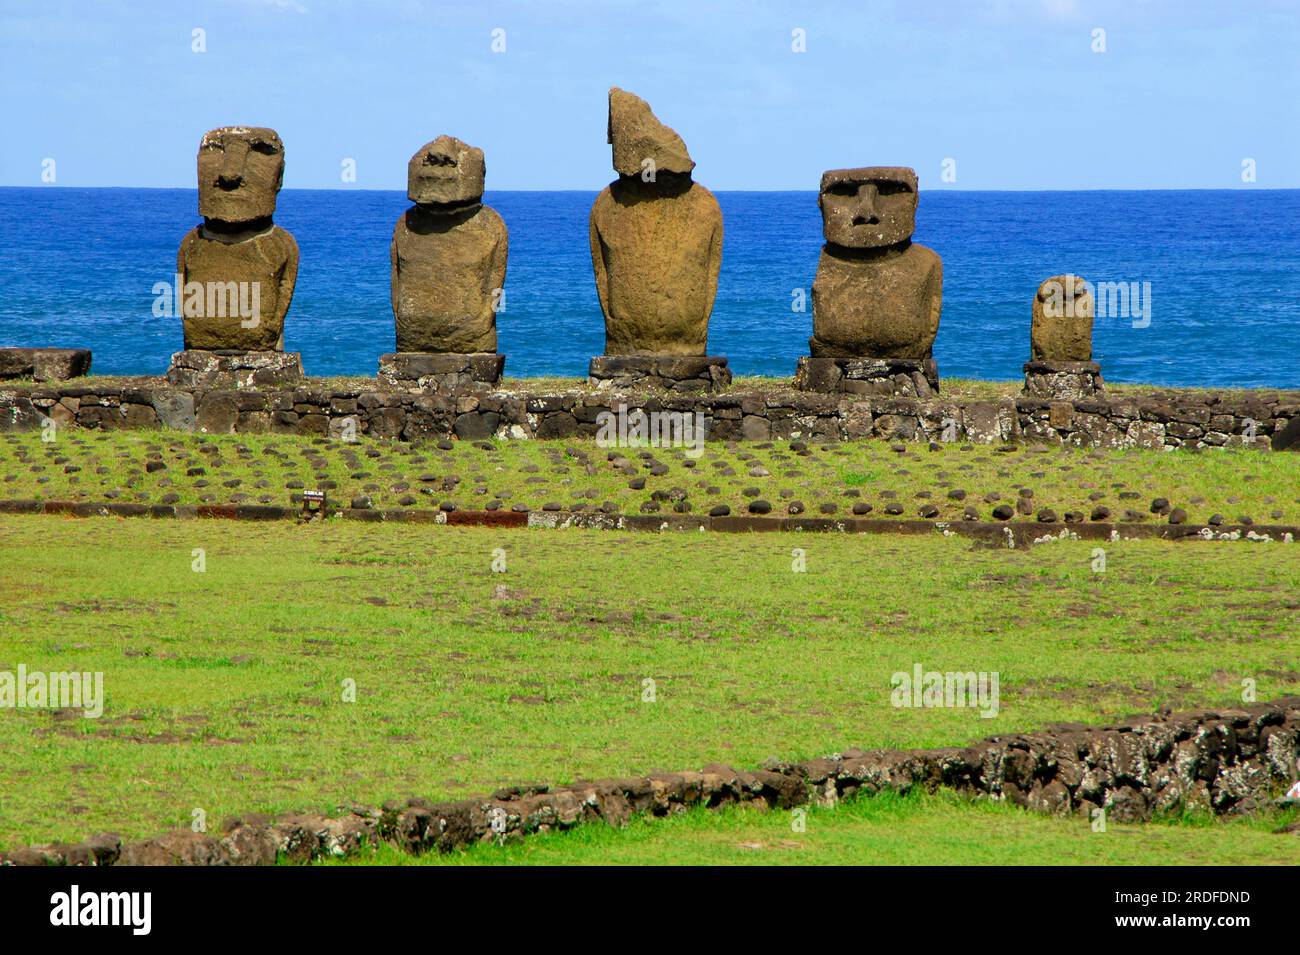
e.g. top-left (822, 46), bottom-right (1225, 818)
top-left (1, 378), bottom-right (1297, 450)
top-left (4, 699), bottom-right (1297, 865)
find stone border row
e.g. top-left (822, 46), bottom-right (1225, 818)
top-left (0, 498), bottom-right (1295, 547)
top-left (4, 699), bottom-right (1297, 865)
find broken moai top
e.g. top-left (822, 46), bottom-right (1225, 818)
top-left (179, 126), bottom-right (299, 351)
top-left (1031, 275), bottom-right (1094, 362)
top-left (391, 136), bottom-right (508, 354)
top-left (810, 166), bottom-right (942, 360)
top-left (590, 88), bottom-right (722, 355)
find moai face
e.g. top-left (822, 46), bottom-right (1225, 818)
top-left (407, 136), bottom-right (486, 205)
top-left (197, 127), bottom-right (285, 222)
top-left (819, 167), bottom-right (918, 249)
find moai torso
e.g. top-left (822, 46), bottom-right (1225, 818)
top-left (178, 224), bottom-right (298, 351)
top-left (589, 87), bottom-right (722, 356)
top-left (178, 126), bottom-right (298, 351)
top-left (809, 166), bottom-right (943, 360)
top-left (390, 135), bottom-right (508, 354)
top-left (1030, 274), bottom-right (1094, 361)
top-left (811, 243), bottom-right (942, 360)
top-left (590, 178), bottom-right (722, 355)
top-left (391, 205), bottom-right (507, 353)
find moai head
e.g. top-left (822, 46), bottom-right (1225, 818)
top-left (407, 136), bottom-right (486, 205)
top-left (607, 87), bottom-right (694, 179)
top-left (197, 127), bottom-right (285, 222)
top-left (819, 167), bottom-right (918, 249)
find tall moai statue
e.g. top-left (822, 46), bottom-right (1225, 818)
top-left (794, 167), bottom-right (943, 397)
top-left (167, 126), bottom-right (303, 389)
top-left (587, 87), bottom-right (730, 392)
top-left (1023, 274), bottom-right (1104, 398)
top-left (378, 136), bottom-right (509, 390)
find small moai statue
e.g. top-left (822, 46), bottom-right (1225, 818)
top-left (795, 167), bottom-right (943, 397)
top-left (1023, 274), bottom-right (1104, 399)
top-left (379, 136), bottom-right (508, 390)
top-left (168, 126), bottom-right (302, 388)
top-left (587, 87), bottom-right (730, 392)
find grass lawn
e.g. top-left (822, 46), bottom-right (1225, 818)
top-left (1, 427), bottom-right (1297, 527)
top-left (0, 508), bottom-right (1297, 853)
top-left (321, 789), bottom-right (1300, 866)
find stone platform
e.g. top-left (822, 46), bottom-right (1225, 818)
top-left (587, 355), bottom-right (731, 393)
top-left (377, 353), bottom-right (505, 390)
top-left (1023, 360), bottom-right (1104, 400)
top-left (0, 347), bottom-right (92, 382)
top-left (794, 356), bottom-right (939, 397)
top-left (166, 350), bottom-right (303, 389)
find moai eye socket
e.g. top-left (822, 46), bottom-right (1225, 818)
top-left (249, 140), bottom-right (280, 156)
top-left (826, 182), bottom-right (858, 197)
top-left (872, 179), bottom-right (912, 196)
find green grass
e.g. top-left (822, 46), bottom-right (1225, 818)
top-left (320, 789), bottom-right (1300, 866)
top-left (1, 427), bottom-right (1297, 526)
top-left (0, 509), bottom-right (1297, 851)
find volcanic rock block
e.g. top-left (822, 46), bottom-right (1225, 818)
top-left (1031, 274), bottom-right (1094, 362)
top-left (178, 127), bottom-right (299, 352)
top-left (165, 349), bottom-right (303, 389)
top-left (0, 347), bottom-right (92, 381)
top-left (590, 88), bottom-right (723, 356)
top-left (808, 167), bottom-right (943, 362)
top-left (1023, 360), bottom-right (1104, 400)
top-left (377, 352), bottom-right (505, 391)
top-left (391, 136), bottom-right (508, 354)
top-left (587, 354), bottom-right (731, 393)
top-left (794, 355), bottom-right (939, 397)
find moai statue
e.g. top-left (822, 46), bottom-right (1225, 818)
top-left (587, 87), bottom-right (730, 392)
top-left (380, 136), bottom-right (509, 390)
top-left (168, 126), bottom-right (302, 388)
top-left (1024, 274), bottom-right (1104, 399)
top-left (795, 167), bottom-right (943, 397)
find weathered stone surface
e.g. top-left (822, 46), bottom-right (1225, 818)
top-left (1031, 274), bottom-right (1094, 362)
top-left (378, 352), bottom-right (505, 391)
top-left (166, 350), bottom-right (303, 389)
top-left (795, 356), bottom-right (939, 397)
top-left (1023, 360), bottom-right (1104, 400)
top-left (808, 168), bottom-right (942, 363)
top-left (606, 86), bottom-right (694, 178)
top-left (1273, 415), bottom-right (1300, 451)
top-left (180, 127), bottom-right (298, 351)
top-left (0, 348), bottom-right (92, 381)
top-left (392, 137), bottom-right (507, 353)
top-left (588, 355), bottom-right (730, 392)
top-left (590, 89), bottom-right (722, 356)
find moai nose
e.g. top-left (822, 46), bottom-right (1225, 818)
top-left (217, 140), bottom-right (249, 186)
top-left (852, 184), bottom-right (880, 225)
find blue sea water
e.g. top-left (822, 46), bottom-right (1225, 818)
top-left (1, 187), bottom-right (1297, 387)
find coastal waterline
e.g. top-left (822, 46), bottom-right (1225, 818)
top-left (2, 187), bottom-right (1297, 388)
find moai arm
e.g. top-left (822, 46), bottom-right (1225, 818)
top-left (589, 194), bottom-right (611, 320)
top-left (703, 209), bottom-right (723, 322)
top-left (390, 218), bottom-right (401, 327)
top-left (490, 217), bottom-right (509, 312)
top-left (276, 230), bottom-right (300, 330)
top-left (927, 256), bottom-right (943, 345)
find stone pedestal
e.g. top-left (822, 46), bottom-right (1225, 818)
top-left (0, 348), bottom-right (92, 382)
top-left (794, 356), bottom-right (939, 397)
top-left (587, 355), bottom-right (731, 393)
top-left (165, 350), bottom-right (303, 389)
top-left (378, 352), bottom-right (504, 390)
top-left (1023, 360), bottom-right (1103, 400)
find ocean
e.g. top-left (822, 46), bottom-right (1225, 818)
top-left (2, 187), bottom-right (1297, 387)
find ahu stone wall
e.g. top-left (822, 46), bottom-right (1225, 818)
top-left (1, 379), bottom-right (1297, 450)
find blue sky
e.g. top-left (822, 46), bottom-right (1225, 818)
top-left (2, 0), bottom-right (1296, 190)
